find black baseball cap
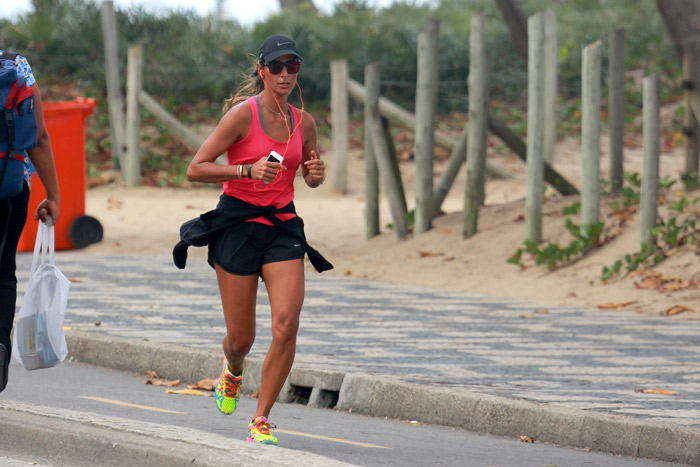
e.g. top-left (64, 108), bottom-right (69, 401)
top-left (258, 34), bottom-right (301, 62)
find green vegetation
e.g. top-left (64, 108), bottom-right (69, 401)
top-left (0, 0), bottom-right (680, 186)
top-left (507, 201), bottom-right (607, 271)
top-left (509, 174), bottom-right (700, 277)
top-left (601, 185), bottom-right (700, 283)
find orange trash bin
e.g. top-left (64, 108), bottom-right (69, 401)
top-left (17, 97), bottom-right (99, 251)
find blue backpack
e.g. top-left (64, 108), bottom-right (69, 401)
top-left (0, 51), bottom-right (38, 198)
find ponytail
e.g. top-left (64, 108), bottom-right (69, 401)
top-left (223, 62), bottom-right (264, 114)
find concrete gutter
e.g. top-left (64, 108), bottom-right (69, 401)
top-left (65, 332), bottom-right (700, 466)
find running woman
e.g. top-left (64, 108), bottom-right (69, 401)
top-left (174, 34), bottom-right (332, 445)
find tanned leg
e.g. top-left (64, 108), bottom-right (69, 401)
top-left (255, 259), bottom-right (305, 418)
top-left (214, 265), bottom-right (259, 375)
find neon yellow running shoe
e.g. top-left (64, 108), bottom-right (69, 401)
top-left (214, 358), bottom-right (244, 415)
top-left (247, 416), bottom-right (278, 445)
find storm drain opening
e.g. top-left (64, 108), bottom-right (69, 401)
top-left (287, 386), bottom-right (340, 408)
top-left (289, 385), bottom-right (312, 405)
top-left (315, 389), bottom-right (340, 409)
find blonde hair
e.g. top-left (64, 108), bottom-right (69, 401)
top-left (223, 61), bottom-right (264, 113)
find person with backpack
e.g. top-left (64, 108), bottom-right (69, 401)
top-left (0, 50), bottom-right (60, 392)
top-left (174, 35), bottom-right (331, 445)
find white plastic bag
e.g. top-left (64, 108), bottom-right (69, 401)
top-left (13, 219), bottom-right (70, 370)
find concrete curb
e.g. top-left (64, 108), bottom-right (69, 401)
top-left (0, 401), bottom-right (355, 467)
top-left (66, 331), bottom-right (700, 466)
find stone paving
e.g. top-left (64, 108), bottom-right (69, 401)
top-left (16, 252), bottom-right (700, 431)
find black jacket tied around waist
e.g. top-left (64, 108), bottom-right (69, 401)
top-left (172, 194), bottom-right (333, 273)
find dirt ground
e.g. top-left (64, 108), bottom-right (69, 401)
top-left (76, 127), bottom-right (700, 320)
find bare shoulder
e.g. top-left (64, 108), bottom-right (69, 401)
top-left (221, 99), bottom-right (253, 127)
top-left (300, 109), bottom-right (318, 138)
top-left (216, 98), bottom-right (253, 142)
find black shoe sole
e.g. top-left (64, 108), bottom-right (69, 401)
top-left (0, 343), bottom-right (7, 393)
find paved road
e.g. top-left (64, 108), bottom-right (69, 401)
top-left (9, 252), bottom-right (700, 465)
top-left (3, 360), bottom-right (681, 467)
top-left (22, 252), bottom-right (698, 431)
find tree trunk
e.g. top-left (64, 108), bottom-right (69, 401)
top-left (278, 0), bottom-right (317, 12)
top-left (655, 0), bottom-right (700, 59)
top-left (494, 0), bottom-right (528, 62)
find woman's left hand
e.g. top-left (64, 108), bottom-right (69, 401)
top-left (304, 151), bottom-right (325, 187)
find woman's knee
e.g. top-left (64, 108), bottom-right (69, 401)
top-left (271, 311), bottom-right (300, 343)
top-left (224, 333), bottom-right (254, 355)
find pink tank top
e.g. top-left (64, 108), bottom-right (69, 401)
top-left (223, 96), bottom-right (303, 225)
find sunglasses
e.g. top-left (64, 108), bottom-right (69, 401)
top-left (262, 58), bottom-right (301, 75)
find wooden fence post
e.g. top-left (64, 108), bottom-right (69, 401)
top-left (542, 10), bottom-right (558, 166)
top-left (464, 13), bottom-right (489, 239)
top-left (608, 29), bottom-right (625, 192)
top-left (366, 63), bottom-right (409, 241)
top-left (641, 74), bottom-right (660, 249)
top-left (101, 0), bottom-right (126, 172)
top-left (581, 41), bottom-right (602, 234)
top-left (414, 18), bottom-right (440, 235)
top-left (526, 12), bottom-right (545, 243)
top-left (364, 64), bottom-right (380, 239)
top-left (331, 60), bottom-right (349, 194)
top-left (683, 53), bottom-right (700, 187)
top-left (125, 45), bottom-right (142, 188)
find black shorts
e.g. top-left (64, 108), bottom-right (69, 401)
top-left (208, 219), bottom-right (306, 276)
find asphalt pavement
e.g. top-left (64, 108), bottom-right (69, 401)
top-left (5, 251), bottom-right (700, 466)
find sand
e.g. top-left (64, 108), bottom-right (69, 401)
top-left (74, 127), bottom-right (700, 321)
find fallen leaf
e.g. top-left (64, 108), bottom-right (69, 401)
top-left (626, 269), bottom-right (644, 278)
top-left (513, 214), bottom-right (525, 222)
top-left (94, 321), bottom-right (101, 326)
top-left (519, 435), bottom-right (536, 443)
top-left (107, 197), bottom-right (123, 210)
top-left (597, 302), bottom-right (636, 310)
top-left (636, 277), bottom-right (663, 290)
top-left (68, 278), bottom-right (83, 283)
top-left (568, 292), bottom-right (578, 298)
top-left (663, 305), bottom-right (692, 316)
top-left (145, 378), bottom-right (181, 387)
top-left (635, 388), bottom-right (679, 395)
top-left (165, 388), bottom-right (213, 397)
top-left (344, 269), bottom-right (352, 276)
top-left (443, 256), bottom-right (455, 262)
top-left (418, 250), bottom-right (442, 258)
top-left (189, 378), bottom-right (217, 391)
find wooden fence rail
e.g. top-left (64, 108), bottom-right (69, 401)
top-left (365, 63), bottom-right (409, 241)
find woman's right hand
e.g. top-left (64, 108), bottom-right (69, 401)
top-left (251, 156), bottom-right (286, 183)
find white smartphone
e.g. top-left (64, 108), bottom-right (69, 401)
top-left (267, 150), bottom-right (284, 164)
top-left (265, 151), bottom-right (284, 183)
